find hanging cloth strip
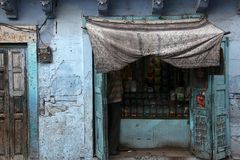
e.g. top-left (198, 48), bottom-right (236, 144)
top-left (86, 17), bottom-right (224, 73)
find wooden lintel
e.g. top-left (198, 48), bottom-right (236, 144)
top-left (0, 25), bottom-right (37, 43)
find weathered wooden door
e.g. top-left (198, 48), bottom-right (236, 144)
top-left (190, 86), bottom-right (212, 159)
top-left (0, 49), bottom-right (28, 160)
top-left (211, 75), bottom-right (230, 160)
top-left (94, 71), bottom-right (108, 160)
top-left (190, 77), bottom-right (230, 160)
top-left (211, 38), bottom-right (231, 160)
top-left (191, 38), bottom-right (230, 160)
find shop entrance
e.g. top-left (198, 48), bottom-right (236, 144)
top-left (117, 56), bottom-right (191, 149)
top-left (93, 40), bottom-right (230, 160)
top-left (88, 16), bottom-right (231, 160)
top-left (108, 56), bottom-right (192, 159)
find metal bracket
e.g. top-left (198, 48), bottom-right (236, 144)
top-left (40, 0), bottom-right (57, 18)
top-left (97, 0), bottom-right (109, 15)
top-left (152, 0), bottom-right (164, 14)
top-left (196, 0), bottom-right (210, 13)
top-left (0, 0), bottom-right (18, 19)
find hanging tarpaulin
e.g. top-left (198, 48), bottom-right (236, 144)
top-left (86, 17), bottom-right (224, 73)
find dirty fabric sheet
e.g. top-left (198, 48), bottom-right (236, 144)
top-left (86, 17), bottom-right (224, 73)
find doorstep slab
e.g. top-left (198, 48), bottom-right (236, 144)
top-left (110, 149), bottom-right (199, 160)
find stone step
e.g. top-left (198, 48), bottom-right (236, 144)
top-left (111, 156), bottom-right (199, 160)
top-left (110, 149), bottom-right (199, 160)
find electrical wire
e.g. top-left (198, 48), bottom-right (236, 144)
top-left (0, 15), bottom-right (50, 47)
top-left (38, 15), bottom-right (50, 47)
top-left (0, 22), bottom-right (36, 32)
top-left (38, 15), bottom-right (50, 32)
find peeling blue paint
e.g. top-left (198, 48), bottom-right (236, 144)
top-left (82, 19), bottom-right (94, 160)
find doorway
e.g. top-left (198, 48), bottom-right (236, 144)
top-left (106, 56), bottom-right (211, 158)
top-left (94, 42), bottom-right (230, 160)
top-left (0, 48), bottom-right (28, 160)
top-left (116, 56), bottom-right (191, 149)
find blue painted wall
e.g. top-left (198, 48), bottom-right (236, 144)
top-left (0, 0), bottom-right (240, 159)
top-left (120, 120), bottom-right (190, 148)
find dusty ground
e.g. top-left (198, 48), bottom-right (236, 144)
top-left (110, 148), bottom-right (200, 160)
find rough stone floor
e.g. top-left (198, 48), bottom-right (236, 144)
top-left (110, 148), bottom-right (200, 160)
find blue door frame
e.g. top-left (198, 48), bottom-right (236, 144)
top-left (83, 16), bottom-right (231, 160)
top-left (26, 42), bottom-right (39, 159)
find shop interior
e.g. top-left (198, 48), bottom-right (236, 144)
top-left (107, 54), bottom-right (223, 158)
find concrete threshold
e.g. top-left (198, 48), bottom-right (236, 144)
top-left (110, 148), bottom-right (199, 160)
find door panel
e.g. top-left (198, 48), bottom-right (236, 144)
top-left (212, 75), bottom-right (230, 160)
top-left (8, 50), bottom-right (25, 97)
top-left (0, 49), bottom-right (27, 160)
top-left (0, 51), bottom-right (9, 160)
top-left (9, 49), bottom-right (27, 160)
top-left (191, 76), bottom-right (230, 160)
top-left (190, 86), bottom-right (212, 159)
top-left (94, 71), bottom-right (108, 160)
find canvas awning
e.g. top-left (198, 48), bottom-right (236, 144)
top-left (86, 17), bottom-right (224, 73)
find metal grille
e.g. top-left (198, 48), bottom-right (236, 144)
top-left (216, 115), bottom-right (227, 148)
top-left (121, 92), bottom-right (189, 119)
top-left (195, 116), bottom-right (207, 150)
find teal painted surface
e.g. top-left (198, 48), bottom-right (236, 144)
top-left (94, 72), bottom-right (108, 160)
top-left (222, 37), bottom-right (231, 158)
top-left (190, 40), bottom-right (230, 160)
top-left (190, 87), bottom-right (212, 159)
top-left (26, 42), bottom-right (38, 159)
top-left (120, 119), bottom-right (190, 148)
top-left (211, 75), bottom-right (230, 160)
top-left (211, 38), bottom-right (231, 160)
top-left (211, 39), bottom-right (231, 160)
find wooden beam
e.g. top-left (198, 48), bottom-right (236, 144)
top-left (0, 25), bottom-right (36, 43)
top-left (196, 0), bottom-right (210, 13)
top-left (0, 0), bottom-right (18, 19)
